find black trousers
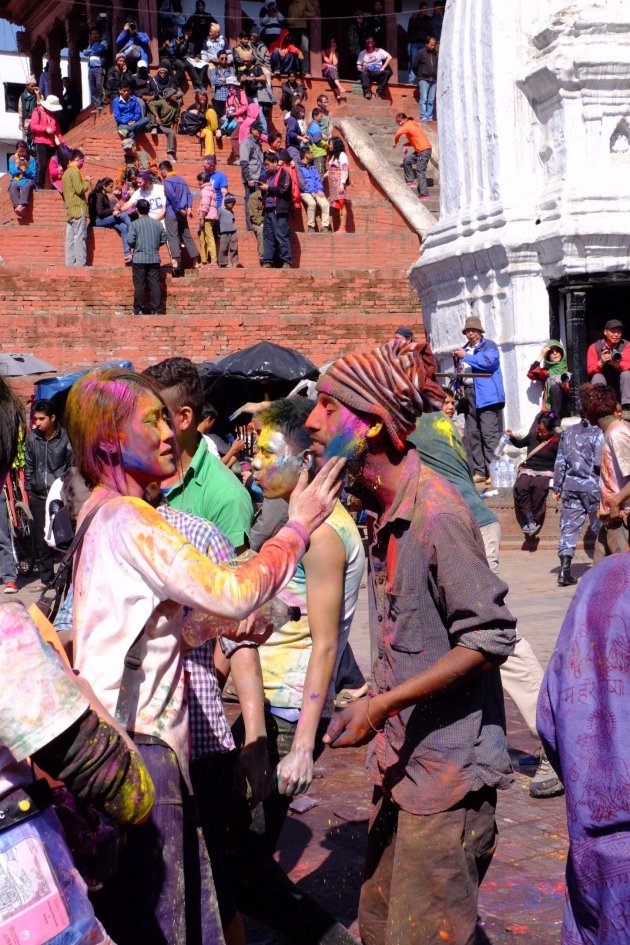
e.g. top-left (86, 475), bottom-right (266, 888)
top-left (513, 473), bottom-right (551, 528)
top-left (464, 385), bottom-right (504, 476)
top-left (263, 211), bottom-right (292, 266)
top-left (360, 67), bottom-right (392, 96)
top-left (28, 493), bottom-right (55, 584)
top-left (35, 143), bottom-right (55, 188)
top-left (165, 214), bottom-right (199, 265)
top-left (132, 263), bottom-right (162, 314)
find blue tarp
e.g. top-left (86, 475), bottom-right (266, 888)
top-left (35, 361), bottom-right (134, 400)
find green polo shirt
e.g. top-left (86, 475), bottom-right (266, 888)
top-left (167, 439), bottom-right (253, 548)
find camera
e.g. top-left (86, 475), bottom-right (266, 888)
top-left (611, 350), bottom-right (622, 363)
top-left (128, 20), bottom-right (136, 31)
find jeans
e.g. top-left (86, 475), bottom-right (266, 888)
top-left (88, 65), bottom-right (104, 108)
top-left (28, 493), bottom-right (55, 584)
top-left (360, 787), bottom-right (497, 945)
top-left (116, 116), bottom-right (151, 138)
top-left (218, 231), bottom-right (239, 266)
top-left (132, 263), bottom-right (162, 313)
top-left (66, 214), bottom-right (88, 266)
top-left (95, 212), bottom-right (132, 256)
top-left (418, 78), bottom-right (436, 120)
top-left (8, 179), bottom-right (35, 209)
top-left (263, 211), bottom-right (292, 266)
top-left (165, 213), bottom-right (199, 265)
top-left (0, 495), bottom-right (16, 583)
top-left (403, 147), bottom-right (432, 197)
top-left (270, 49), bottom-right (299, 76)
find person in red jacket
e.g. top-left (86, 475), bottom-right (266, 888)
top-left (586, 318), bottom-right (630, 408)
top-left (393, 112), bottom-right (432, 199)
top-left (30, 94), bottom-right (65, 189)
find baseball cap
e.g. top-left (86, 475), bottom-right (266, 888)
top-left (224, 193), bottom-right (236, 204)
top-left (137, 59), bottom-right (148, 69)
top-left (395, 326), bottom-right (413, 340)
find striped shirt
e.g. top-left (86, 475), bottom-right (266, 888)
top-left (127, 213), bottom-right (167, 264)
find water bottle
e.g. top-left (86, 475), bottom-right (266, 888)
top-left (504, 457), bottom-right (517, 488)
top-left (493, 433), bottom-right (510, 458)
top-left (489, 460), bottom-right (501, 488)
top-left (182, 597), bottom-right (301, 647)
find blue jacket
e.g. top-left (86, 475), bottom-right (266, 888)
top-left (462, 336), bottom-right (505, 408)
top-left (298, 162), bottom-right (324, 194)
top-left (163, 174), bottom-right (193, 215)
top-left (112, 94), bottom-right (142, 125)
top-left (81, 38), bottom-right (109, 66)
top-left (116, 28), bottom-right (151, 59)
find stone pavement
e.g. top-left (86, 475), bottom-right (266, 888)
top-left (9, 542), bottom-right (588, 944)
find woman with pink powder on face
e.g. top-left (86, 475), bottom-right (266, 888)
top-left (65, 367), bottom-right (345, 945)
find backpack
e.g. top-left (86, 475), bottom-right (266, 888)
top-left (179, 108), bottom-right (205, 136)
top-left (285, 164), bottom-right (301, 210)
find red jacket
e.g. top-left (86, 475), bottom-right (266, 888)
top-left (586, 339), bottom-right (630, 376)
top-left (30, 105), bottom-right (63, 146)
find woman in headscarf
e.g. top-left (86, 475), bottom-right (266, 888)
top-left (528, 340), bottom-right (571, 418)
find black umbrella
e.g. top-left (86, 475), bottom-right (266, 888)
top-left (197, 343), bottom-right (319, 428)
top-left (201, 342), bottom-right (319, 383)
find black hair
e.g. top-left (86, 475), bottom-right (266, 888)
top-left (136, 198), bottom-right (150, 215)
top-left (267, 130), bottom-right (282, 145)
top-left (578, 383), bottom-right (594, 415)
top-left (197, 171), bottom-right (212, 183)
top-left (264, 151), bottom-right (279, 163)
top-left (33, 398), bottom-right (56, 418)
top-left (537, 414), bottom-right (557, 434)
top-left (142, 357), bottom-right (205, 422)
top-left (0, 379), bottom-right (24, 481)
top-left (311, 107), bottom-right (322, 118)
top-left (69, 148), bottom-right (84, 162)
top-left (200, 404), bottom-right (218, 422)
top-left (93, 177), bottom-right (113, 195)
top-left (329, 136), bottom-right (345, 158)
top-left (291, 104), bottom-right (305, 119)
top-left (158, 160), bottom-right (173, 173)
top-left (587, 385), bottom-right (618, 421)
top-left (395, 112), bottom-right (407, 122)
top-left (257, 397), bottom-right (313, 453)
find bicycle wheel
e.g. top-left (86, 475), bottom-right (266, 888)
top-left (12, 501), bottom-right (36, 575)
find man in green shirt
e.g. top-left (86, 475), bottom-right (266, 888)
top-left (143, 357), bottom-right (253, 550)
top-left (62, 148), bottom-right (90, 267)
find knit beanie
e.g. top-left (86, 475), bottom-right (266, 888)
top-left (317, 341), bottom-right (445, 451)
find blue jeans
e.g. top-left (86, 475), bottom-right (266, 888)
top-left (116, 116), bottom-right (151, 138)
top-left (418, 78), bottom-right (436, 120)
top-left (95, 212), bottom-right (132, 256)
top-left (0, 494), bottom-right (16, 583)
top-left (270, 49), bottom-right (298, 75)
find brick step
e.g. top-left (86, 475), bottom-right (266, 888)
top-left (0, 222), bottom-right (418, 270)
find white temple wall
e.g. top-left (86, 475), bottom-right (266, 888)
top-left (410, 0), bottom-right (630, 432)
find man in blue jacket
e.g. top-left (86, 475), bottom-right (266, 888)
top-left (112, 84), bottom-right (151, 139)
top-left (116, 20), bottom-right (151, 73)
top-left (159, 160), bottom-right (200, 275)
top-left (298, 146), bottom-right (330, 232)
top-left (454, 315), bottom-right (505, 483)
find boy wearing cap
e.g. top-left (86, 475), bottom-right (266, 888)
top-left (587, 318), bottom-right (630, 408)
top-left (453, 315), bottom-right (506, 483)
top-left (218, 194), bottom-right (241, 267)
top-left (306, 340), bottom-right (516, 945)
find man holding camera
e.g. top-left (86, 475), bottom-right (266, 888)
top-left (587, 318), bottom-right (630, 408)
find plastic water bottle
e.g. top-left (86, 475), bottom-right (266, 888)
top-left (182, 597), bottom-right (301, 647)
top-left (504, 457), bottom-right (517, 487)
top-left (493, 433), bottom-right (510, 459)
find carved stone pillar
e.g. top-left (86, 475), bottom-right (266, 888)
top-left (309, 0), bottom-right (322, 78)
top-left (384, 0), bottom-right (397, 81)
top-left (225, 0), bottom-right (242, 46)
top-left (64, 16), bottom-right (83, 101)
top-left (46, 29), bottom-right (63, 99)
top-left (563, 286), bottom-right (588, 413)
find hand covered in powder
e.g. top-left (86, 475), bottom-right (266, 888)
top-left (235, 738), bottom-right (274, 807)
top-left (288, 456), bottom-right (346, 537)
top-left (221, 609), bottom-right (275, 644)
top-left (275, 746), bottom-right (313, 796)
top-left (323, 699), bottom-right (381, 749)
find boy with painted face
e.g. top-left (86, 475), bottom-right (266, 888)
top-left (228, 397), bottom-right (363, 945)
top-left (306, 340), bottom-right (517, 945)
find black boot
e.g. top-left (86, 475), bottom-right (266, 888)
top-left (558, 555), bottom-right (577, 586)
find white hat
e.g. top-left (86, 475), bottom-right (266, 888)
top-left (225, 75), bottom-right (240, 86)
top-left (137, 59), bottom-right (148, 69)
top-left (40, 94), bottom-right (63, 112)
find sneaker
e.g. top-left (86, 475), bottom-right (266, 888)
top-left (522, 522), bottom-right (539, 536)
top-left (281, 262), bottom-right (292, 269)
top-left (419, 195), bottom-right (431, 200)
top-left (3, 582), bottom-right (18, 594)
top-left (363, 91), bottom-right (372, 100)
top-left (307, 226), bottom-right (316, 234)
top-left (529, 750), bottom-right (564, 799)
top-left (150, 126), bottom-right (158, 137)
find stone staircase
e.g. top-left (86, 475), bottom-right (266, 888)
top-left (0, 77), bottom-right (427, 375)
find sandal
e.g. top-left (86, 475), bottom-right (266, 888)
top-left (334, 683), bottom-right (369, 707)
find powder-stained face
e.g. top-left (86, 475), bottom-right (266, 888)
top-left (306, 394), bottom-right (371, 473)
top-left (118, 392), bottom-right (176, 487)
top-left (252, 426), bottom-right (303, 499)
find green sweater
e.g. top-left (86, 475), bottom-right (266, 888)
top-left (62, 164), bottom-right (90, 221)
